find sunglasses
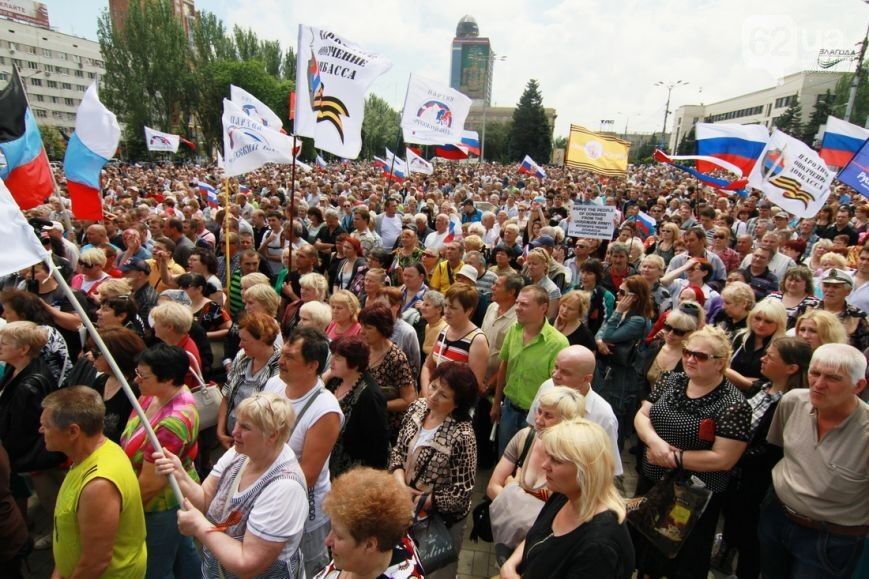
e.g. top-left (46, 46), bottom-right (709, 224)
top-left (713, 235), bottom-right (726, 239)
top-left (81, 262), bottom-right (94, 269)
top-left (663, 323), bottom-right (688, 337)
top-left (682, 348), bottom-right (722, 362)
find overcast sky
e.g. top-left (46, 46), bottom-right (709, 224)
top-left (45, 0), bottom-right (868, 137)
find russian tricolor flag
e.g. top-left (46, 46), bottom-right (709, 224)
top-left (634, 211), bottom-right (656, 239)
top-left (434, 143), bottom-right (469, 160)
top-left (653, 149), bottom-right (749, 192)
top-left (374, 155), bottom-right (407, 182)
top-left (461, 130), bottom-right (480, 156)
top-left (63, 82), bottom-right (120, 220)
top-left (695, 122), bottom-right (768, 176)
top-left (518, 155), bottom-right (547, 179)
top-left (0, 67), bottom-right (54, 210)
top-left (819, 116), bottom-right (869, 168)
top-left (198, 181), bottom-right (219, 207)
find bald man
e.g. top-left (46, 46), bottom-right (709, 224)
top-left (526, 346), bottom-right (623, 475)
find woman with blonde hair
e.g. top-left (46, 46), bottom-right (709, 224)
top-left (96, 277), bottom-right (133, 303)
top-left (653, 222), bottom-right (681, 266)
top-left (727, 298), bottom-right (788, 391)
top-left (325, 290), bottom-right (362, 341)
top-left (554, 290), bottom-right (595, 350)
top-left (803, 238), bottom-right (833, 271)
top-left (526, 248), bottom-right (561, 320)
top-left (71, 247), bottom-right (110, 302)
top-left (280, 272), bottom-right (329, 339)
top-left (643, 303), bottom-right (704, 394)
top-left (500, 419), bottom-right (634, 579)
top-left (712, 281), bottom-right (756, 339)
top-left (299, 301), bottom-right (332, 332)
top-left (487, 387), bottom-right (586, 563)
top-left (794, 309), bottom-right (849, 349)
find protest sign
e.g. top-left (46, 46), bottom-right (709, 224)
top-left (567, 203), bottom-right (617, 240)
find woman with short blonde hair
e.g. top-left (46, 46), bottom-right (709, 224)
top-left (795, 309), bottom-right (849, 349)
top-left (554, 290), bottom-right (595, 350)
top-left (299, 301), bottom-right (332, 332)
top-left (243, 284), bottom-right (280, 317)
top-left (728, 299), bottom-right (788, 391)
top-left (325, 290), bottom-right (362, 340)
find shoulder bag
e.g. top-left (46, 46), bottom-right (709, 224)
top-left (186, 351), bottom-right (222, 430)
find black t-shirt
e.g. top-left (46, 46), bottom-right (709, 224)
top-left (519, 493), bottom-right (635, 579)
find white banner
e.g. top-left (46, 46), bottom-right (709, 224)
top-left (230, 85), bottom-right (284, 133)
top-left (144, 126), bottom-right (180, 153)
top-left (567, 203), bottom-right (617, 240)
top-left (0, 177), bottom-right (50, 277)
top-left (747, 128), bottom-right (833, 219)
top-left (400, 74), bottom-right (472, 145)
top-left (294, 25), bottom-right (392, 159)
top-left (222, 99), bottom-right (294, 177)
top-left (406, 147), bottom-right (433, 174)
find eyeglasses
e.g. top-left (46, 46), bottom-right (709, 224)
top-left (134, 368), bottom-right (155, 381)
top-left (663, 323), bottom-right (689, 337)
top-left (713, 235), bottom-right (726, 240)
top-left (81, 262), bottom-right (94, 269)
top-left (682, 348), bottom-right (723, 362)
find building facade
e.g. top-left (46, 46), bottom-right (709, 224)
top-left (0, 16), bottom-right (104, 133)
top-left (449, 15), bottom-right (491, 105)
top-left (668, 70), bottom-right (844, 152)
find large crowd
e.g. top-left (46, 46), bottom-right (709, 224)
top-left (0, 157), bottom-right (867, 579)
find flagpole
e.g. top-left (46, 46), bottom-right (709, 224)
top-left (289, 136), bottom-right (297, 271)
top-left (223, 178), bottom-right (231, 288)
top-left (386, 126), bottom-right (403, 193)
top-left (45, 259), bottom-right (185, 505)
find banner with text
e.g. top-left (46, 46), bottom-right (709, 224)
top-left (567, 203), bottom-right (617, 240)
top-left (401, 74), bottom-right (472, 145)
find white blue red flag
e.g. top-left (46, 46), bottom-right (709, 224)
top-left (63, 82), bottom-right (121, 220)
top-left (819, 116), bottom-right (869, 168)
top-left (653, 150), bottom-right (748, 192)
top-left (434, 143), bottom-right (469, 160)
top-left (0, 177), bottom-right (50, 278)
top-left (461, 130), bottom-right (480, 156)
top-left (222, 99), bottom-right (295, 177)
top-left (381, 148), bottom-right (408, 181)
top-left (401, 74), bottom-right (472, 146)
top-left (633, 211), bottom-right (657, 239)
top-left (316, 154), bottom-right (327, 168)
top-left (518, 155), bottom-right (546, 179)
top-left (144, 126), bottom-right (180, 153)
top-left (198, 181), bottom-right (219, 208)
top-left (695, 122), bottom-right (768, 176)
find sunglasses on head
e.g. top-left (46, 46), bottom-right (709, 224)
top-left (682, 348), bottom-right (722, 362)
top-left (663, 323), bottom-right (688, 337)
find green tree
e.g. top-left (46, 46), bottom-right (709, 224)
top-left (676, 126), bottom-right (696, 155)
top-left (361, 94), bottom-right (399, 160)
top-left (800, 90), bottom-right (834, 146)
top-left (259, 40), bottom-right (283, 78)
top-left (554, 135), bottom-right (568, 149)
top-left (39, 124), bottom-right (66, 160)
top-left (233, 26), bottom-right (260, 61)
top-left (831, 67), bottom-right (869, 127)
top-left (483, 121), bottom-right (513, 163)
top-left (509, 79), bottom-right (552, 163)
top-left (632, 133), bottom-right (658, 163)
top-left (774, 97), bottom-right (803, 136)
top-left (97, 0), bottom-right (195, 159)
top-left (282, 46), bottom-right (296, 81)
top-left (191, 12), bottom-right (235, 65)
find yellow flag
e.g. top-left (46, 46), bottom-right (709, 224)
top-left (566, 125), bottom-right (631, 176)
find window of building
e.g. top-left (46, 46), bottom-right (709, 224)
top-left (87, 72), bottom-right (95, 79)
top-left (0, 72), bottom-right (8, 82)
top-left (64, 97), bottom-right (73, 106)
top-left (61, 82), bottom-right (71, 90)
top-left (30, 77), bottom-right (42, 86)
top-left (50, 96), bottom-right (59, 104)
top-left (35, 94), bottom-right (44, 102)
top-left (42, 48), bottom-right (51, 58)
top-left (26, 60), bottom-right (37, 70)
top-left (74, 70), bottom-right (83, 78)
top-left (35, 109), bottom-right (47, 118)
top-left (47, 80), bottom-right (57, 88)
top-left (58, 52), bottom-right (67, 60)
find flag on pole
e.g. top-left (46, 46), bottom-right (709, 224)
top-left (222, 98), bottom-right (295, 177)
top-left (400, 74), bottom-right (472, 145)
top-left (63, 82), bottom-right (121, 221)
top-left (461, 130), bottom-right (480, 156)
top-left (819, 115), bottom-right (869, 168)
top-left (634, 211), bottom-right (657, 239)
top-left (216, 151), bottom-right (224, 171)
top-left (653, 149), bottom-right (749, 191)
top-left (0, 67), bottom-right (54, 210)
top-left (379, 148), bottom-right (408, 181)
top-left (747, 128), bottom-right (834, 218)
top-left (518, 155), bottom-right (547, 179)
top-left (434, 143), bottom-right (469, 160)
top-left (144, 127), bottom-right (180, 153)
top-left (696, 122), bottom-right (769, 175)
top-left (315, 154), bottom-right (327, 168)
top-left (294, 25), bottom-right (392, 158)
top-left (230, 85), bottom-right (285, 133)
top-left (834, 137), bottom-right (869, 199)
top-left (198, 182), bottom-right (219, 208)
top-left (565, 125), bottom-right (630, 176)
top-left (0, 177), bottom-right (50, 277)
top-left (406, 147), bottom-right (433, 174)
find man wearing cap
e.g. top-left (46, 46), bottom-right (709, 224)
top-left (430, 241), bottom-right (465, 294)
top-left (43, 221), bottom-right (80, 269)
top-left (461, 199), bottom-right (483, 224)
top-left (758, 343), bottom-right (867, 578)
top-left (121, 259), bottom-right (158, 328)
top-left (800, 268), bottom-right (868, 351)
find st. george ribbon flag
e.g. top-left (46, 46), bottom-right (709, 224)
top-left (746, 128), bottom-right (833, 219)
top-left (144, 126), bottom-right (180, 153)
top-left (63, 82), bottom-right (121, 221)
top-left (400, 74), bottom-right (472, 145)
top-left (230, 85), bottom-right (285, 133)
top-left (294, 25), bottom-right (392, 159)
top-left (222, 98), bottom-right (294, 177)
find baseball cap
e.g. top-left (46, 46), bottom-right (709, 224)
top-left (531, 235), bottom-right (555, 248)
top-left (461, 198), bottom-right (475, 207)
top-left (457, 264), bottom-right (478, 283)
top-left (773, 210), bottom-right (789, 219)
top-left (821, 268), bottom-right (853, 287)
top-left (120, 259), bottom-right (151, 274)
top-left (42, 221), bottom-right (63, 232)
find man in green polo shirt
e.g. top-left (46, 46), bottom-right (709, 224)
top-left (491, 284), bottom-right (568, 455)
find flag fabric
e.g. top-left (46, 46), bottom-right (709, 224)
top-left (434, 144), bottom-right (469, 160)
top-left (315, 154), bottom-right (327, 168)
top-left (179, 137), bottom-right (196, 150)
top-left (294, 25), bottom-right (392, 159)
top-left (400, 74), bottom-right (472, 146)
top-left (634, 211), bottom-right (657, 239)
top-left (144, 127), bottom-right (180, 153)
top-left (518, 155), bottom-right (547, 179)
top-left (381, 148), bottom-right (408, 181)
top-left (747, 128), bottom-right (834, 218)
top-left (406, 147), bottom-right (433, 174)
top-left (0, 67), bottom-right (54, 210)
top-left (198, 182), bottom-right (219, 208)
top-left (63, 82), bottom-right (121, 221)
top-left (565, 125), bottom-right (630, 176)
top-left (222, 98), bottom-right (295, 177)
top-left (695, 122), bottom-right (769, 175)
top-left (461, 130), bottom-right (480, 156)
top-left (835, 138), bottom-right (869, 199)
top-left (444, 220), bottom-right (458, 243)
top-left (289, 91), bottom-right (296, 121)
top-left (819, 116), bottom-right (869, 168)
top-left (216, 151), bottom-right (224, 171)
top-left (653, 150), bottom-right (749, 191)
top-left (0, 177), bottom-right (51, 277)
top-left (230, 85), bottom-right (285, 133)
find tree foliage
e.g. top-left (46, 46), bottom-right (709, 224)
top-left (676, 126), bottom-right (696, 155)
top-left (774, 97), bottom-right (803, 136)
top-left (800, 90), bottom-right (834, 146)
top-left (831, 67), bottom-right (869, 128)
top-left (509, 79), bottom-right (552, 163)
top-left (39, 124), bottom-right (66, 160)
top-left (361, 94), bottom-right (400, 160)
top-left (483, 121), bottom-right (513, 163)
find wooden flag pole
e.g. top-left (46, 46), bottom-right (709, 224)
top-left (289, 136), bottom-right (297, 271)
top-left (222, 178), bottom-right (232, 287)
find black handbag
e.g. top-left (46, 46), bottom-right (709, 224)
top-left (469, 497), bottom-right (493, 542)
top-left (409, 492), bottom-right (459, 573)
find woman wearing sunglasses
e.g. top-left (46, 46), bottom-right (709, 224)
top-left (634, 325), bottom-right (751, 579)
top-left (642, 304), bottom-right (704, 396)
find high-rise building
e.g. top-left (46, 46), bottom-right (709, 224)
top-left (449, 15), bottom-right (491, 105)
top-left (0, 8), bottom-right (104, 133)
top-left (109, 0), bottom-right (196, 40)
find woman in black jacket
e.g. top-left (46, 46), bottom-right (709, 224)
top-left (324, 335), bottom-right (389, 478)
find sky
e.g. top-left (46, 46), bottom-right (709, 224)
top-left (43, 0), bottom-right (868, 137)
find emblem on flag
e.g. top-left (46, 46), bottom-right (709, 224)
top-left (307, 51), bottom-right (350, 143)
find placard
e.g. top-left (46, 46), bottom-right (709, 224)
top-left (567, 203), bottom-right (617, 240)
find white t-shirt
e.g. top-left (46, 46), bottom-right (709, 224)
top-left (379, 213), bottom-right (403, 251)
top-left (526, 379), bottom-right (623, 476)
top-left (424, 230), bottom-right (449, 251)
top-left (263, 377), bottom-right (344, 532)
top-left (208, 445), bottom-right (307, 560)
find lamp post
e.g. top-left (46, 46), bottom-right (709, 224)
top-left (480, 52), bottom-right (506, 162)
top-left (654, 80), bottom-right (688, 152)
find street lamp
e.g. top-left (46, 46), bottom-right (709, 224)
top-left (654, 80), bottom-right (688, 152)
top-left (480, 52), bottom-right (506, 162)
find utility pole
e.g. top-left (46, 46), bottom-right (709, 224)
top-left (844, 23), bottom-right (869, 123)
top-left (655, 80), bottom-right (688, 152)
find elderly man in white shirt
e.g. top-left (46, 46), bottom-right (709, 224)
top-left (526, 345), bottom-right (623, 475)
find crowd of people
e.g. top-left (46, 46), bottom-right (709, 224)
top-left (0, 157), bottom-right (866, 579)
